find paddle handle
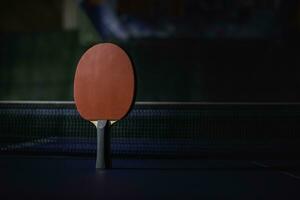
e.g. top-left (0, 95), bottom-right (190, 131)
top-left (96, 120), bottom-right (110, 169)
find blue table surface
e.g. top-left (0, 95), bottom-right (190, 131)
top-left (0, 156), bottom-right (299, 200)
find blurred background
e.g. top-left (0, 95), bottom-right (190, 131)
top-left (1, 0), bottom-right (300, 102)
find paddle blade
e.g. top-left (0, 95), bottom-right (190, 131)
top-left (74, 43), bottom-right (135, 121)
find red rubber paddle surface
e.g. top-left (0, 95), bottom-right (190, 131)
top-left (74, 43), bottom-right (135, 121)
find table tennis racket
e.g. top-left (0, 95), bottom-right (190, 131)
top-left (74, 43), bottom-right (135, 169)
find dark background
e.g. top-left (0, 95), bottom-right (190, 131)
top-left (1, 0), bottom-right (300, 102)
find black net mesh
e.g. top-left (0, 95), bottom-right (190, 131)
top-left (1, 102), bottom-right (300, 159)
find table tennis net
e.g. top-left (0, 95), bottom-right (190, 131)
top-left (0, 102), bottom-right (300, 159)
